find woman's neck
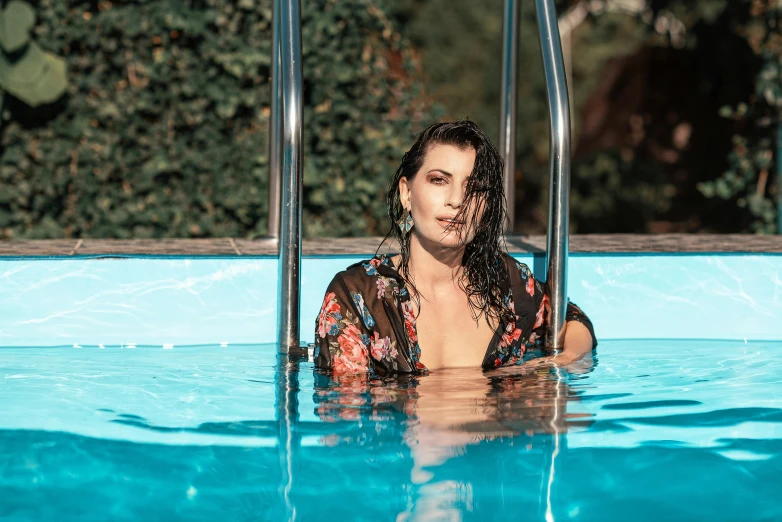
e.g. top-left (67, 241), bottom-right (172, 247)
top-left (405, 234), bottom-right (465, 290)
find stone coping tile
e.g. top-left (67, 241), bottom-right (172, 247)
top-left (0, 234), bottom-right (781, 257)
top-left (76, 238), bottom-right (239, 256)
top-left (0, 240), bottom-right (81, 257)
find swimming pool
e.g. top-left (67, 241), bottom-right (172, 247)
top-left (1, 238), bottom-right (781, 520)
top-left (2, 340), bottom-right (780, 521)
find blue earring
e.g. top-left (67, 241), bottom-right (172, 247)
top-left (398, 209), bottom-right (414, 235)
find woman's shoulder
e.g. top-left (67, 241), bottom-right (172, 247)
top-left (336, 254), bottom-right (394, 278)
top-left (325, 254), bottom-right (398, 291)
top-left (496, 251), bottom-right (543, 301)
top-left (497, 251), bottom-right (533, 277)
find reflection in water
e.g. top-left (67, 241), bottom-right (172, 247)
top-left (545, 366), bottom-right (564, 522)
top-left (276, 354), bottom-right (302, 521)
top-left (309, 355), bottom-right (597, 520)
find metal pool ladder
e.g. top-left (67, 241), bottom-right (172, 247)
top-left (270, 0), bottom-right (304, 354)
top-left (270, 0), bottom-right (572, 353)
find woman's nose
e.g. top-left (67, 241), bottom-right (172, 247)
top-left (447, 185), bottom-right (464, 208)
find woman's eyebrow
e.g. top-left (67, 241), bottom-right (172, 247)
top-left (426, 169), bottom-right (452, 177)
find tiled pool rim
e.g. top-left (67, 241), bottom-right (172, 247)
top-left (2, 234), bottom-right (782, 257)
top-left (1, 235), bottom-right (781, 347)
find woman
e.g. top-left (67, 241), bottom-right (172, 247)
top-left (314, 120), bottom-right (596, 375)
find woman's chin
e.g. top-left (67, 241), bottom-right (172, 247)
top-left (418, 231), bottom-right (471, 249)
top-left (441, 236), bottom-right (469, 248)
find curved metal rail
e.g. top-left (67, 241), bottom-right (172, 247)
top-left (271, 0), bottom-right (572, 352)
top-left (499, 0), bottom-right (520, 232)
top-left (276, 0), bottom-right (304, 353)
top-left (536, 0), bottom-right (571, 350)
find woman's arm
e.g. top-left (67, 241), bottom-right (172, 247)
top-left (506, 258), bottom-right (597, 362)
top-left (557, 320), bottom-right (594, 362)
top-left (509, 319), bottom-right (594, 371)
top-left (314, 275), bottom-right (374, 374)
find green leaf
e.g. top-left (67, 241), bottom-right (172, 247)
top-left (0, 1), bottom-right (35, 53)
top-left (0, 1), bottom-right (67, 107)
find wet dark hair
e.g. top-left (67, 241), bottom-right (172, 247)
top-left (383, 119), bottom-right (513, 324)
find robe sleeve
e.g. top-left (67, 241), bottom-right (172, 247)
top-left (313, 273), bottom-right (376, 374)
top-left (512, 260), bottom-right (597, 351)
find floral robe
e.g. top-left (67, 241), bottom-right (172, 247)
top-left (313, 253), bottom-right (596, 375)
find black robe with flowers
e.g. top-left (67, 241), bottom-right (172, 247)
top-left (313, 253), bottom-right (596, 375)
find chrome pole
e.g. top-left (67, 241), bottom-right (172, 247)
top-left (267, 0), bottom-right (282, 240)
top-left (500, 0), bottom-right (520, 232)
top-left (535, 0), bottom-right (571, 350)
top-left (277, 0), bottom-right (304, 353)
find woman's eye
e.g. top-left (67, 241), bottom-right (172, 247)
top-left (430, 176), bottom-right (447, 185)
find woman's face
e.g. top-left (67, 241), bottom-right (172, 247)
top-left (399, 143), bottom-right (482, 248)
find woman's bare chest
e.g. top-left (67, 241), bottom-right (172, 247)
top-left (413, 293), bottom-right (497, 369)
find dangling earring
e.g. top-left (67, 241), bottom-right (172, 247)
top-left (398, 208), bottom-right (414, 235)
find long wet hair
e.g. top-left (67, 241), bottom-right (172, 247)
top-left (383, 120), bottom-right (513, 324)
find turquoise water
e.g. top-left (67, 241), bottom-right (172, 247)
top-left (1, 340), bottom-right (780, 521)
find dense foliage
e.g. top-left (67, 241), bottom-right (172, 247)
top-left (0, 0), bottom-right (438, 239)
top-left (698, 0), bottom-right (781, 233)
top-left (391, 0), bottom-right (779, 234)
top-left (389, 0), bottom-right (680, 233)
top-left (1, 0), bottom-right (779, 238)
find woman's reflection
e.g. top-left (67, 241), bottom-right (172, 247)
top-left (311, 355), bottom-right (597, 518)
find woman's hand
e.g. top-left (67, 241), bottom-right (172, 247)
top-left (512, 320), bottom-right (595, 371)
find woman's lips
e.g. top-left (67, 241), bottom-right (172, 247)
top-left (437, 218), bottom-right (464, 227)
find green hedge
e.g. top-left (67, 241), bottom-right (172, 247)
top-left (697, 3), bottom-right (782, 233)
top-left (0, 0), bottom-right (440, 239)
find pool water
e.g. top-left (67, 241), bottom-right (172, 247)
top-left (1, 340), bottom-right (780, 521)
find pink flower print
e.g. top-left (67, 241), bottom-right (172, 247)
top-left (334, 324), bottom-right (369, 373)
top-left (534, 294), bottom-right (549, 329)
top-left (376, 277), bottom-right (390, 299)
top-left (317, 292), bottom-right (341, 338)
top-left (499, 321), bottom-right (522, 348)
top-left (401, 300), bottom-right (418, 344)
top-left (370, 331), bottom-right (391, 361)
top-left (362, 257), bottom-right (383, 276)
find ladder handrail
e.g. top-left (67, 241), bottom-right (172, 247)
top-left (276, 0), bottom-right (304, 353)
top-left (499, 0), bottom-right (520, 232)
top-left (535, 0), bottom-right (571, 350)
top-left (270, 0), bottom-right (571, 352)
